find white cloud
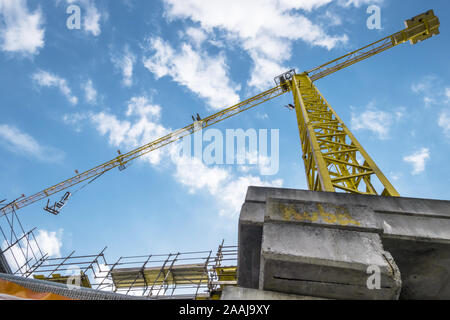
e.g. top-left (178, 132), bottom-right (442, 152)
top-left (412, 78), bottom-right (450, 138)
top-left (256, 112), bottom-right (269, 120)
top-left (389, 171), bottom-right (401, 182)
top-left (112, 47), bottom-right (136, 87)
top-left (412, 78), bottom-right (450, 137)
top-left (90, 112), bottom-right (130, 145)
top-left (323, 10), bottom-right (343, 26)
top-left (0, 0), bottom-right (45, 55)
top-left (185, 27), bottom-right (207, 47)
top-left (63, 89), bottom-right (284, 218)
top-left (34, 229), bottom-right (63, 257)
top-left (121, 0), bottom-right (134, 11)
top-left (126, 96), bottom-right (161, 119)
top-left (338, 0), bottom-right (384, 7)
top-left (163, 0), bottom-right (348, 90)
top-left (0, 124), bottom-right (64, 162)
top-left (411, 78), bottom-right (432, 94)
top-left (423, 96), bottom-right (435, 108)
top-left (411, 75), bottom-right (440, 108)
top-left (63, 112), bottom-right (88, 133)
top-left (350, 102), bottom-right (399, 139)
top-left (82, 79), bottom-right (97, 104)
top-left (218, 175), bottom-right (282, 217)
top-left (164, 0), bottom-right (335, 41)
top-left (247, 51), bottom-right (289, 90)
top-left (278, 0), bottom-right (333, 11)
top-left (236, 151), bottom-right (277, 176)
top-left (89, 96), bottom-right (168, 165)
top-left (143, 37), bottom-right (241, 110)
top-left (32, 70), bottom-right (78, 105)
top-left (66, 0), bottom-right (102, 36)
top-left (403, 148), bottom-right (430, 175)
top-left (439, 111), bottom-right (450, 137)
top-left (1, 228), bottom-right (62, 274)
top-left (0, 124), bottom-right (41, 155)
top-left (169, 145), bottom-right (283, 217)
top-left (171, 154), bottom-right (229, 194)
top-left (83, 3), bottom-right (101, 36)
top-left (1, 240), bottom-right (27, 273)
top-left (77, 94), bottom-right (283, 217)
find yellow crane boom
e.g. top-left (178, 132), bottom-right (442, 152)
top-left (307, 10), bottom-right (439, 81)
top-left (1, 86), bottom-right (287, 216)
top-left (0, 10), bottom-right (440, 216)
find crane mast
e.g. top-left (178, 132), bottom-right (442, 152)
top-left (0, 10), bottom-right (440, 216)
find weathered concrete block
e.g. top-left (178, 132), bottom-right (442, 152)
top-left (265, 198), bottom-right (382, 233)
top-left (382, 239), bottom-right (450, 299)
top-left (238, 186), bottom-right (450, 299)
top-left (238, 202), bottom-right (265, 289)
top-left (259, 200), bottom-right (402, 300)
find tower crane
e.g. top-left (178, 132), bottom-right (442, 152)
top-left (0, 10), bottom-right (440, 217)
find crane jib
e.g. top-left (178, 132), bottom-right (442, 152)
top-left (0, 85), bottom-right (287, 217)
top-left (1, 10), bottom-right (440, 216)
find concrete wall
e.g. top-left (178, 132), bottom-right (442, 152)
top-left (238, 187), bottom-right (450, 300)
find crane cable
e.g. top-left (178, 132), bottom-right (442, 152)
top-left (45, 156), bottom-right (138, 215)
top-left (71, 170), bottom-right (108, 196)
top-left (71, 159), bottom-right (135, 196)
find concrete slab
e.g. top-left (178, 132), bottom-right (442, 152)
top-left (380, 213), bottom-right (450, 244)
top-left (238, 225), bottom-right (263, 289)
top-left (265, 198), bottom-right (382, 233)
top-left (238, 202), bottom-right (265, 289)
top-left (238, 186), bottom-right (450, 299)
top-left (245, 188), bottom-right (450, 221)
top-left (259, 222), bottom-right (401, 300)
top-left (382, 239), bottom-right (450, 299)
top-left (221, 286), bottom-right (327, 300)
top-left (240, 201), bottom-right (265, 224)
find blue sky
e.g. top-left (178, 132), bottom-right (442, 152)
top-left (0, 0), bottom-right (449, 264)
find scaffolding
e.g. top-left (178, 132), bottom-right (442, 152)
top-left (0, 201), bottom-right (47, 276)
top-left (28, 241), bottom-right (237, 300)
top-left (0, 200), bottom-right (237, 300)
top-left (32, 248), bottom-right (108, 290)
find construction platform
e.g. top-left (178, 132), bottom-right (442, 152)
top-left (235, 186), bottom-right (450, 300)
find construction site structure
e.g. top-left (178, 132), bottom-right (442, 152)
top-left (0, 10), bottom-right (440, 217)
top-left (0, 209), bottom-right (237, 300)
top-left (0, 10), bottom-right (445, 300)
top-left (31, 242), bottom-right (237, 300)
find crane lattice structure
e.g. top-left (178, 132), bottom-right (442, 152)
top-left (0, 11), bottom-right (440, 213)
top-left (0, 9), bottom-right (441, 301)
